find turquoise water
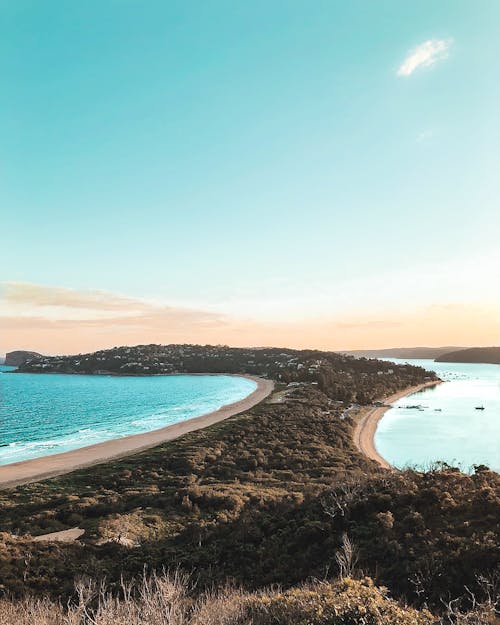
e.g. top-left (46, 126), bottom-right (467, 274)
top-left (375, 359), bottom-right (500, 472)
top-left (0, 366), bottom-right (256, 465)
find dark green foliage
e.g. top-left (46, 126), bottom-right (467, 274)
top-left (16, 343), bottom-right (437, 404)
top-left (304, 468), bottom-right (499, 610)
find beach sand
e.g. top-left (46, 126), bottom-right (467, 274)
top-left (353, 380), bottom-right (441, 469)
top-left (0, 375), bottom-right (274, 490)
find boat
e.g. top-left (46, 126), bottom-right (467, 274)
top-left (475, 405), bottom-right (485, 410)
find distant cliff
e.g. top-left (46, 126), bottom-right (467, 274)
top-left (5, 350), bottom-right (43, 367)
top-left (436, 346), bottom-right (500, 364)
top-left (345, 346), bottom-right (462, 360)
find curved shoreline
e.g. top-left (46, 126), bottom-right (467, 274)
top-left (353, 380), bottom-right (442, 469)
top-left (0, 375), bottom-right (274, 490)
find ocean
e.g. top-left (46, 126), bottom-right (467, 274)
top-left (0, 366), bottom-right (256, 465)
top-left (375, 359), bottom-right (500, 472)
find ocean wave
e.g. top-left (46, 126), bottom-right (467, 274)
top-left (0, 374), bottom-right (255, 465)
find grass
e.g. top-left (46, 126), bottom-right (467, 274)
top-left (0, 572), bottom-right (441, 625)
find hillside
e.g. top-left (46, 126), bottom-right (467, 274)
top-left (436, 346), bottom-right (500, 364)
top-left (0, 383), bottom-right (498, 618)
top-left (16, 343), bottom-right (437, 404)
top-left (345, 346), bottom-right (462, 360)
top-left (5, 350), bottom-right (43, 366)
top-left (3, 345), bottom-right (498, 622)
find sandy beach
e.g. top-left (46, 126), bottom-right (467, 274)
top-left (353, 380), bottom-right (442, 469)
top-left (0, 375), bottom-right (274, 490)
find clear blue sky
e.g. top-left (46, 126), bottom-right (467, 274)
top-left (1, 1), bottom-right (499, 352)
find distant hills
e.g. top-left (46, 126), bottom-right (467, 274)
top-left (344, 346), bottom-right (463, 360)
top-left (436, 346), bottom-right (500, 364)
top-left (8, 344), bottom-right (500, 368)
top-left (346, 345), bottom-right (500, 365)
top-left (5, 350), bottom-right (43, 367)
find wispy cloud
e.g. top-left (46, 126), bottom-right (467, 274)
top-left (397, 39), bottom-right (452, 77)
top-left (0, 282), bottom-right (228, 329)
top-left (1, 280), bottom-right (499, 356)
top-left (2, 282), bottom-right (150, 313)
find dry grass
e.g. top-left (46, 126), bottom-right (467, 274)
top-left (0, 573), bottom-right (497, 625)
top-left (0, 573), bottom-right (420, 625)
top-left (0, 572), bottom-right (190, 625)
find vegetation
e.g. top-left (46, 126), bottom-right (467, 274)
top-left (16, 343), bottom-right (437, 404)
top-left (436, 346), bottom-right (500, 365)
top-left (0, 385), bottom-right (498, 614)
top-left (0, 574), bottom-right (443, 625)
top-left (323, 466), bottom-right (500, 610)
top-left (1, 572), bottom-right (497, 624)
top-left (0, 386), bottom-right (375, 596)
top-left (1, 345), bottom-right (498, 623)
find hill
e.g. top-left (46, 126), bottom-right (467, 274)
top-left (5, 350), bottom-right (43, 367)
top-left (16, 343), bottom-right (437, 404)
top-left (436, 346), bottom-right (500, 364)
top-left (345, 346), bottom-right (462, 360)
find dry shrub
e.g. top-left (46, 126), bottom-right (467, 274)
top-left (190, 587), bottom-right (251, 625)
top-left (245, 577), bottom-right (434, 625)
top-left (0, 597), bottom-right (66, 624)
top-left (2, 573), bottom-right (496, 625)
top-left (0, 572), bottom-right (189, 625)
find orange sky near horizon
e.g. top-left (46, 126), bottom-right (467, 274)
top-left (2, 282), bottom-right (499, 356)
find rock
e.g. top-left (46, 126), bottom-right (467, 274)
top-left (5, 350), bottom-right (43, 367)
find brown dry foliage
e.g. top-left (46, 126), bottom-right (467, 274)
top-left (0, 573), bottom-right (437, 625)
top-left (1, 572), bottom-right (498, 625)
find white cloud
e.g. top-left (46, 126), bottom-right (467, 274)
top-left (397, 39), bottom-right (452, 77)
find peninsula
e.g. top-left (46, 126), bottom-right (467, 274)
top-left (7, 344), bottom-right (439, 483)
top-left (16, 343), bottom-right (437, 404)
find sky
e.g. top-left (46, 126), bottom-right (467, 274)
top-left (1, 0), bottom-right (500, 355)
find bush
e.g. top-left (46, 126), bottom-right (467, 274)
top-left (0, 574), bottom-right (436, 625)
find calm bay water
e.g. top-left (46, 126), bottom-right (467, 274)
top-left (375, 359), bottom-right (500, 472)
top-left (0, 366), bottom-right (256, 466)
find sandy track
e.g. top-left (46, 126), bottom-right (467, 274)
top-left (32, 527), bottom-right (85, 543)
